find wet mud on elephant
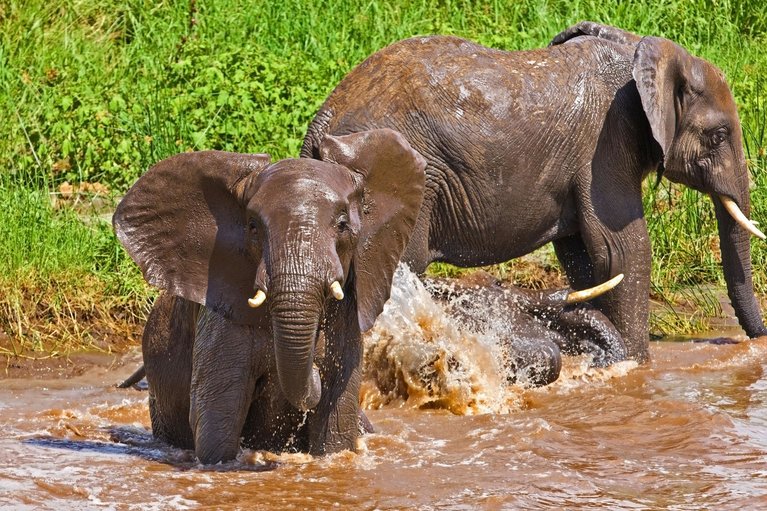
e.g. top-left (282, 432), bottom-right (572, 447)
top-left (302, 21), bottom-right (766, 364)
top-left (113, 129), bottom-right (426, 464)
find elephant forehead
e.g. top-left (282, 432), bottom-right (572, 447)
top-left (694, 60), bottom-right (734, 104)
top-left (258, 159), bottom-right (356, 197)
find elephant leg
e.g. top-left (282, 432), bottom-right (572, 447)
top-left (572, 155), bottom-right (652, 363)
top-left (578, 211), bottom-right (652, 362)
top-left (553, 234), bottom-right (596, 290)
top-left (553, 304), bottom-right (628, 367)
top-left (190, 308), bottom-right (259, 464)
top-left (142, 293), bottom-right (197, 449)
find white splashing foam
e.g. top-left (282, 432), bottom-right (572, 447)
top-left (362, 265), bottom-right (522, 414)
top-left (362, 264), bottom-right (638, 415)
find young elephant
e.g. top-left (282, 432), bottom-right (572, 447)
top-left (426, 272), bottom-right (626, 387)
top-left (113, 129), bottom-right (426, 463)
top-left (302, 22), bottom-right (766, 364)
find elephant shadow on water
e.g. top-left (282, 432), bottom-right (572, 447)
top-left (112, 128), bottom-right (427, 465)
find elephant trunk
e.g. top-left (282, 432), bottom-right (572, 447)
top-left (713, 193), bottom-right (767, 338)
top-left (269, 275), bottom-right (324, 411)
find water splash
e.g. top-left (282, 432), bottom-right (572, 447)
top-left (362, 265), bottom-right (524, 414)
top-left (361, 265), bottom-right (638, 415)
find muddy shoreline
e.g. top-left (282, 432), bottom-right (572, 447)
top-left (0, 347), bottom-right (141, 382)
top-left (0, 264), bottom-right (750, 382)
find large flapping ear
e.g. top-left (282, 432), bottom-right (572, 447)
top-left (549, 21), bottom-right (642, 47)
top-left (320, 129), bottom-right (427, 332)
top-left (633, 36), bottom-right (700, 165)
top-left (113, 151), bottom-right (270, 324)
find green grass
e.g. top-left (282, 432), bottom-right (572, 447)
top-left (1, 0), bottom-right (767, 352)
top-left (0, 170), bottom-right (150, 355)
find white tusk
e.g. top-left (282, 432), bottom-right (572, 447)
top-left (330, 281), bottom-right (344, 301)
top-left (720, 195), bottom-right (766, 240)
top-left (566, 273), bottom-right (625, 304)
top-left (247, 289), bottom-right (266, 308)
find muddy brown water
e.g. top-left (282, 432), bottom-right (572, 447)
top-left (2, 269), bottom-right (767, 510)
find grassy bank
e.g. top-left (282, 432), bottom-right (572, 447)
top-left (2, 0), bottom-right (767, 355)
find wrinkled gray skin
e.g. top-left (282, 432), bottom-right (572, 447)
top-left (113, 129), bottom-right (426, 464)
top-left (302, 22), bottom-right (766, 363)
top-left (427, 273), bottom-right (626, 386)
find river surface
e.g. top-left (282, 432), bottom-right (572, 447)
top-left (2, 269), bottom-right (767, 510)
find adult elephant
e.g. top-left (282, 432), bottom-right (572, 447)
top-left (302, 22), bottom-right (766, 362)
top-left (113, 129), bottom-right (426, 463)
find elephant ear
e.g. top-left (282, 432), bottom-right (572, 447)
top-left (113, 151), bottom-right (270, 324)
top-left (319, 129), bottom-right (427, 332)
top-left (633, 36), bottom-right (702, 166)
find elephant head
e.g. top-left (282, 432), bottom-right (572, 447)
top-left (633, 37), bottom-right (766, 337)
top-left (113, 128), bottom-right (426, 412)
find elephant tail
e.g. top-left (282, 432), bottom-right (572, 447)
top-left (300, 108), bottom-right (335, 160)
top-left (117, 364), bottom-right (146, 389)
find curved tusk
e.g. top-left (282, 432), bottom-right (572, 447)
top-left (566, 273), bottom-right (625, 304)
top-left (247, 289), bottom-right (266, 308)
top-left (330, 281), bottom-right (344, 301)
top-left (720, 195), bottom-right (766, 240)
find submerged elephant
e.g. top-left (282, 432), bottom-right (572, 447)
top-left (302, 22), bottom-right (766, 363)
top-left (113, 129), bottom-right (426, 463)
top-left (426, 272), bottom-right (626, 387)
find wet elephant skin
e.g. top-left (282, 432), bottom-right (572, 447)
top-left (302, 21), bottom-right (766, 364)
top-left (113, 129), bottom-right (426, 463)
top-left (427, 273), bottom-right (627, 387)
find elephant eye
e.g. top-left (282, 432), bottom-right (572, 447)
top-left (710, 129), bottom-right (728, 146)
top-left (336, 213), bottom-right (350, 232)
